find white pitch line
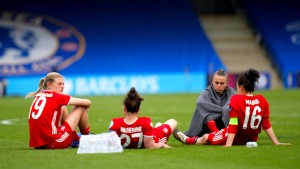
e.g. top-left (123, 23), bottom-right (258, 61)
top-left (0, 118), bottom-right (21, 125)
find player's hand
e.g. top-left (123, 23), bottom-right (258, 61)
top-left (163, 144), bottom-right (172, 148)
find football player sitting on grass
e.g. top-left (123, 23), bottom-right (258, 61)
top-left (109, 87), bottom-right (177, 149)
top-left (173, 69), bottom-right (290, 147)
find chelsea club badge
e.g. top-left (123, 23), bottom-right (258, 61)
top-left (0, 11), bottom-right (86, 76)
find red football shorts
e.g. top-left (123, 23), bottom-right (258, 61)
top-left (153, 124), bottom-right (172, 144)
top-left (207, 128), bottom-right (228, 145)
top-left (42, 121), bottom-right (77, 149)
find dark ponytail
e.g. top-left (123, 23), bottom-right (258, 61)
top-left (237, 68), bottom-right (260, 92)
top-left (124, 87), bottom-right (144, 113)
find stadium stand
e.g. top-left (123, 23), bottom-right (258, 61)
top-left (1, 0), bottom-right (226, 96)
top-left (0, 0), bottom-right (224, 76)
top-left (241, 0), bottom-right (300, 88)
top-left (199, 14), bottom-right (283, 89)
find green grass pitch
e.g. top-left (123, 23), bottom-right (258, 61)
top-left (0, 89), bottom-right (299, 169)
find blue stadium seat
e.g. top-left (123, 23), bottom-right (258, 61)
top-left (242, 0), bottom-right (300, 88)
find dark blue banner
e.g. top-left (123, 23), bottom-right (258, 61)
top-left (0, 0), bottom-right (223, 77)
top-left (243, 0), bottom-right (300, 88)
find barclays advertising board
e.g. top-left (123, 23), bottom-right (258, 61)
top-left (6, 72), bottom-right (206, 96)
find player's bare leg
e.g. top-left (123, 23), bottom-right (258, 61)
top-left (163, 119), bottom-right (177, 132)
top-left (194, 134), bottom-right (208, 145)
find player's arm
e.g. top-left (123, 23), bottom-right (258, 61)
top-left (224, 117), bottom-right (238, 147)
top-left (224, 133), bottom-right (235, 147)
top-left (264, 127), bottom-right (291, 145)
top-left (262, 104), bottom-right (290, 146)
top-left (69, 97), bottom-right (91, 108)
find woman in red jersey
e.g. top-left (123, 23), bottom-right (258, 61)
top-left (109, 87), bottom-right (177, 149)
top-left (26, 72), bottom-right (91, 149)
top-left (174, 68), bottom-right (290, 146)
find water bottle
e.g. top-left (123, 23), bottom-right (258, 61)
top-left (246, 141), bottom-right (258, 148)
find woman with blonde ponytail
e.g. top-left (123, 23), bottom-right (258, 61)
top-left (27, 72), bottom-right (92, 149)
top-left (25, 78), bottom-right (45, 98)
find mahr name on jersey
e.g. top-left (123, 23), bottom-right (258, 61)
top-left (246, 99), bottom-right (260, 105)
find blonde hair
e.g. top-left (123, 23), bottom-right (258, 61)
top-left (25, 72), bottom-right (63, 98)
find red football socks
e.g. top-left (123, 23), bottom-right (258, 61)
top-left (80, 126), bottom-right (90, 135)
top-left (207, 120), bottom-right (219, 132)
top-left (186, 137), bottom-right (198, 144)
top-left (72, 131), bottom-right (80, 140)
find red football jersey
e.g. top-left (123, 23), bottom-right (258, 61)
top-left (109, 117), bottom-right (153, 149)
top-left (28, 90), bottom-right (71, 147)
top-left (228, 94), bottom-right (272, 145)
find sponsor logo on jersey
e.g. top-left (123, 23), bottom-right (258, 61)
top-left (0, 11), bottom-right (86, 76)
top-left (163, 127), bottom-right (169, 134)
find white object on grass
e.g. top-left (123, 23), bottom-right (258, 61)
top-left (246, 141), bottom-right (258, 148)
top-left (77, 131), bottom-right (123, 154)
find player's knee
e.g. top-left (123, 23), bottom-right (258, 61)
top-left (166, 118), bottom-right (177, 126)
top-left (164, 119), bottom-right (177, 130)
top-left (73, 106), bottom-right (88, 112)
